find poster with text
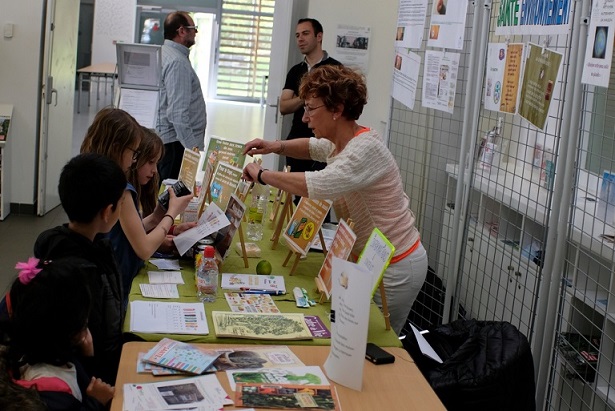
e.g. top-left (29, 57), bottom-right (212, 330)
top-left (484, 43), bottom-right (524, 113)
top-left (316, 219), bottom-right (357, 300)
top-left (283, 197), bottom-right (332, 256)
top-left (209, 162), bottom-right (243, 211)
top-left (395, 0), bottom-right (428, 49)
top-left (421, 50), bottom-right (460, 114)
top-left (336, 25), bottom-right (371, 73)
top-left (518, 43), bottom-right (563, 130)
top-left (203, 136), bottom-right (246, 170)
top-left (177, 148), bottom-right (201, 193)
top-left (582, 0), bottom-right (615, 87)
top-left (392, 49), bottom-right (421, 110)
top-left (427, 0), bottom-right (468, 50)
top-left (495, 0), bottom-right (572, 35)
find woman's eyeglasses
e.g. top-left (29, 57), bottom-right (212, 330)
top-left (304, 104), bottom-right (325, 116)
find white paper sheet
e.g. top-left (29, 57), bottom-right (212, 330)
top-left (173, 202), bottom-right (230, 256)
top-left (139, 283), bottom-right (180, 299)
top-left (410, 324), bottom-right (443, 363)
top-left (118, 88), bottom-right (159, 128)
top-left (323, 257), bottom-right (372, 391)
top-left (130, 301), bottom-right (209, 335)
top-left (148, 271), bottom-right (184, 284)
top-left (149, 259), bottom-right (181, 270)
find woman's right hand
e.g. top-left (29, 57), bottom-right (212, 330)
top-left (243, 139), bottom-right (278, 156)
top-left (86, 377), bottom-right (115, 405)
top-left (166, 187), bottom-right (193, 217)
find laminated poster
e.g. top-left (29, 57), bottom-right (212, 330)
top-left (316, 219), bottom-right (357, 300)
top-left (283, 197), bottom-right (332, 256)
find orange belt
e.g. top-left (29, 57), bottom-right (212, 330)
top-left (389, 238), bottom-right (421, 264)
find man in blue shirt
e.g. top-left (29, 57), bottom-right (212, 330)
top-left (157, 11), bottom-right (207, 181)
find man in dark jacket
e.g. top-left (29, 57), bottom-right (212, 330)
top-left (33, 154), bottom-right (126, 385)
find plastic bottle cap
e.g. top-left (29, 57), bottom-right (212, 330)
top-left (203, 245), bottom-right (215, 258)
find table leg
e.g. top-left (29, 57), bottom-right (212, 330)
top-left (96, 74), bottom-right (101, 101)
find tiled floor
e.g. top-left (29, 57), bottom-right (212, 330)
top-left (0, 91), bottom-right (265, 294)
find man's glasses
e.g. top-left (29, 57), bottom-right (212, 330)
top-left (181, 25), bottom-right (198, 31)
top-left (127, 147), bottom-right (141, 161)
top-left (304, 104), bottom-right (325, 116)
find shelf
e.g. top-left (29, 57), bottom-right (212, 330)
top-left (596, 385), bottom-right (615, 408)
top-left (571, 289), bottom-right (608, 315)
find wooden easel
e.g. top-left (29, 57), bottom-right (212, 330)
top-left (233, 183), bottom-right (251, 268)
top-left (270, 189), bottom-right (294, 249)
top-left (378, 281), bottom-right (392, 330)
top-left (283, 227), bottom-right (329, 276)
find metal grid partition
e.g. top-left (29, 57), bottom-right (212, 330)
top-left (388, 0), bottom-right (599, 409)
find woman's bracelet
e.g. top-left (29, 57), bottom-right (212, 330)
top-left (278, 140), bottom-right (285, 155)
top-left (257, 168), bottom-right (267, 185)
top-left (162, 214), bottom-right (175, 224)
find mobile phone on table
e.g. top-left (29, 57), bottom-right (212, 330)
top-left (365, 343), bottom-right (395, 365)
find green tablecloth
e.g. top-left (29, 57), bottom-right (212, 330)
top-left (124, 230), bottom-right (401, 348)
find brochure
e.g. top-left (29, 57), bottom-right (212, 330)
top-left (226, 366), bottom-right (329, 391)
top-left (211, 311), bottom-right (313, 340)
top-left (123, 374), bottom-right (232, 410)
top-left (139, 283), bottom-right (179, 299)
top-left (283, 197), bottom-right (332, 256)
top-left (209, 346), bottom-right (304, 372)
top-left (141, 338), bottom-right (219, 375)
top-left (221, 273), bottom-right (286, 294)
top-left (234, 383), bottom-right (340, 410)
top-left (173, 201), bottom-right (230, 256)
top-left (130, 301), bottom-right (209, 335)
top-left (304, 315), bottom-right (331, 339)
top-left (224, 292), bottom-right (280, 313)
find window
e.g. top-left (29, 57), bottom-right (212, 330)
top-left (217, 0), bottom-right (275, 102)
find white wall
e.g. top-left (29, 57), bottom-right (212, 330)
top-left (0, 1), bottom-right (45, 207)
top-left (308, 0), bottom-right (397, 136)
top-left (91, 0), bottom-right (136, 65)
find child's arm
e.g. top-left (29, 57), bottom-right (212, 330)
top-left (86, 377), bottom-right (114, 406)
top-left (120, 189), bottom-right (191, 260)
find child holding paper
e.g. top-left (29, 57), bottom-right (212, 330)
top-left (0, 258), bottom-right (114, 410)
top-left (106, 126), bottom-right (195, 303)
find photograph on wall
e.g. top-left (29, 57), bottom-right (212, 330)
top-left (335, 24), bottom-right (371, 73)
top-left (392, 48), bottom-right (421, 110)
top-left (426, 0), bottom-right (468, 50)
top-left (0, 116), bottom-right (11, 142)
top-left (421, 50), bottom-right (460, 114)
top-left (483, 43), bottom-right (524, 114)
top-left (395, 0), bottom-right (428, 50)
top-left (518, 43), bottom-right (563, 130)
top-left (495, 0), bottom-right (572, 35)
top-left (582, 0), bottom-right (615, 87)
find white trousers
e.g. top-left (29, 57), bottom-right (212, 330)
top-left (372, 243), bottom-right (428, 335)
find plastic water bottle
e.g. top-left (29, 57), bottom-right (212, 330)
top-left (196, 245), bottom-right (218, 302)
top-left (247, 184), bottom-right (270, 241)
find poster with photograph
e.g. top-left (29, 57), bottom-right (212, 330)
top-left (421, 50), bottom-right (460, 114)
top-left (392, 48), bottom-right (421, 110)
top-left (496, 0), bottom-right (572, 35)
top-left (395, 0), bottom-right (428, 50)
top-left (203, 135), bottom-right (246, 170)
top-left (518, 43), bottom-right (563, 130)
top-left (483, 43), bottom-right (524, 113)
top-left (582, 0), bottom-right (615, 87)
top-left (316, 219), bottom-right (357, 300)
top-left (427, 0), bottom-right (468, 50)
top-left (335, 24), bottom-right (370, 73)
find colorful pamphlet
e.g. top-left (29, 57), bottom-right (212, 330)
top-left (226, 366), bottom-right (330, 391)
top-left (283, 197), bottom-right (332, 256)
top-left (214, 194), bottom-right (247, 261)
top-left (221, 273), bottom-right (286, 294)
top-left (234, 383), bottom-right (341, 410)
top-left (129, 301), bottom-right (209, 335)
top-left (204, 135), bottom-right (247, 170)
top-left (356, 227), bottom-right (396, 296)
top-left (141, 338), bottom-right (219, 375)
top-left (316, 219), bottom-right (357, 299)
top-left (212, 311), bottom-right (313, 340)
top-left (210, 345), bottom-right (304, 371)
top-left (224, 292), bottom-right (280, 313)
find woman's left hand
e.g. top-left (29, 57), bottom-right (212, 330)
top-left (243, 162), bottom-right (261, 183)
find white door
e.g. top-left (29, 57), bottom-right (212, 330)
top-left (261, 0), bottom-right (307, 171)
top-left (37, 0), bottom-right (80, 215)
